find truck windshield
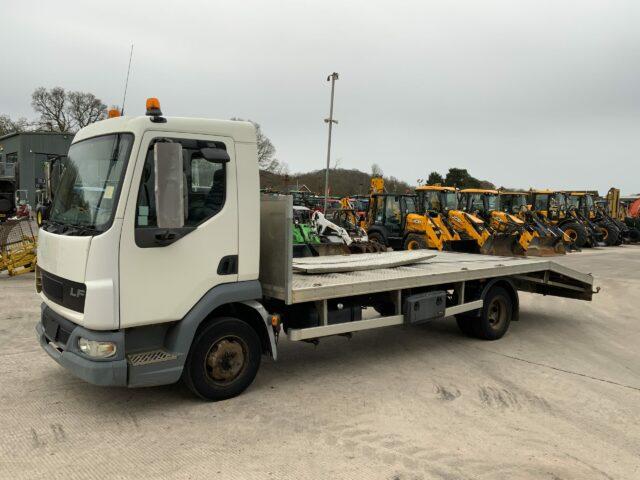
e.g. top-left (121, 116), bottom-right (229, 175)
top-left (47, 133), bottom-right (133, 234)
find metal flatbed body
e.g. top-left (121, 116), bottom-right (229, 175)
top-left (288, 251), bottom-right (593, 303)
top-left (260, 195), bottom-right (594, 304)
top-left (259, 195), bottom-right (594, 341)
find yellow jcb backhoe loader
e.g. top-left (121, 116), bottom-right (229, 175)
top-left (366, 178), bottom-right (454, 251)
top-left (496, 191), bottom-right (567, 255)
top-left (415, 185), bottom-right (520, 256)
top-left (458, 189), bottom-right (531, 256)
top-left (529, 190), bottom-right (603, 248)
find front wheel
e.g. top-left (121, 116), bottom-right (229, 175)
top-left (182, 317), bottom-right (262, 401)
top-left (403, 233), bottom-right (427, 250)
top-left (599, 222), bottom-right (620, 246)
top-left (561, 221), bottom-right (588, 249)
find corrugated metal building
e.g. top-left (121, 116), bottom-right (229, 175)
top-left (0, 132), bottom-right (73, 207)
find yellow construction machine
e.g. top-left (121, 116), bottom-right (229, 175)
top-left (0, 218), bottom-right (37, 276)
top-left (366, 178), bottom-right (466, 251)
top-left (529, 189), bottom-right (603, 248)
top-left (417, 185), bottom-right (525, 256)
top-left (459, 189), bottom-right (566, 256)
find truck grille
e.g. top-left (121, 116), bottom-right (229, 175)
top-left (42, 308), bottom-right (75, 347)
top-left (40, 269), bottom-right (86, 313)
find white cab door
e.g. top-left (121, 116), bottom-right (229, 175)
top-left (119, 131), bottom-right (238, 328)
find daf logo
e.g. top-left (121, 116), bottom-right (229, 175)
top-left (70, 288), bottom-right (86, 298)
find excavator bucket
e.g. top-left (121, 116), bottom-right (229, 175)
top-left (445, 239), bottom-right (481, 253)
top-left (525, 235), bottom-right (566, 256)
top-left (311, 243), bottom-right (351, 256)
top-left (479, 234), bottom-right (526, 257)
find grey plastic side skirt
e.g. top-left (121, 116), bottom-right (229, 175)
top-left (128, 280), bottom-right (263, 388)
top-left (164, 280), bottom-right (262, 354)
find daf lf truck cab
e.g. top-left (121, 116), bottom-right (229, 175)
top-left (36, 99), bottom-right (596, 400)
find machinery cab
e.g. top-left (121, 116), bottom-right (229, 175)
top-left (367, 193), bottom-right (417, 249)
top-left (496, 191), bottom-right (529, 215)
top-left (565, 191), bottom-right (597, 220)
top-left (529, 190), bottom-right (568, 222)
top-left (415, 185), bottom-right (459, 216)
top-left (459, 188), bottom-right (499, 220)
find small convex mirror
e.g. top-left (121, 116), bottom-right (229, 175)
top-left (200, 147), bottom-right (230, 163)
top-left (154, 142), bottom-right (185, 229)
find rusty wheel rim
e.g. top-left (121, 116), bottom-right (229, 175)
top-left (204, 336), bottom-right (248, 385)
top-left (487, 297), bottom-right (507, 328)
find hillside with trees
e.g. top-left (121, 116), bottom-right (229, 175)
top-left (260, 167), bottom-right (412, 196)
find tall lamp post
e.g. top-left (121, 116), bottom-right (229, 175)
top-left (323, 72), bottom-right (339, 213)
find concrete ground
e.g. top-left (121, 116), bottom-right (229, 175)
top-left (1, 246), bottom-right (639, 480)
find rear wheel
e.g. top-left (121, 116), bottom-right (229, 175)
top-left (367, 232), bottom-right (386, 249)
top-left (561, 221), bottom-right (587, 249)
top-left (403, 233), bottom-right (427, 250)
top-left (182, 317), bottom-right (261, 401)
top-left (457, 286), bottom-right (513, 340)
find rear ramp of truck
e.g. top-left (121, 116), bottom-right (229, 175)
top-left (259, 195), bottom-right (595, 340)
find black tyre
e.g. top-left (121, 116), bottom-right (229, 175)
top-left (403, 233), bottom-right (427, 250)
top-left (599, 222), bottom-right (619, 247)
top-left (367, 232), bottom-right (386, 248)
top-left (36, 206), bottom-right (46, 227)
top-left (472, 286), bottom-right (513, 340)
top-left (561, 221), bottom-right (587, 249)
top-left (182, 317), bottom-right (261, 401)
top-left (629, 228), bottom-right (640, 243)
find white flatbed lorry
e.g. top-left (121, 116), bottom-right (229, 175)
top-left (35, 101), bottom-right (595, 400)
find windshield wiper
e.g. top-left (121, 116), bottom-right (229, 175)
top-left (43, 219), bottom-right (99, 236)
top-left (63, 224), bottom-right (100, 236)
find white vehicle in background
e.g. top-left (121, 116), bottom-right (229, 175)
top-left (36, 99), bottom-right (595, 400)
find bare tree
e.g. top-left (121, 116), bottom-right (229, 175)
top-left (0, 114), bottom-right (30, 136)
top-left (31, 87), bottom-right (71, 132)
top-left (371, 163), bottom-right (383, 177)
top-left (67, 91), bottom-right (107, 129)
top-left (230, 117), bottom-right (280, 172)
top-left (31, 87), bottom-right (107, 133)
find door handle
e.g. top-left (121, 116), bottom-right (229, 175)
top-left (217, 255), bottom-right (238, 275)
top-left (155, 230), bottom-right (178, 244)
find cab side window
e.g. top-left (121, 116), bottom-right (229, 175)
top-left (136, 138), bottom-right (227, 228)
top-left (534, 195), bottom-right (548, 211)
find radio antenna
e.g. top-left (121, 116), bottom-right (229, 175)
top-left (120, 44), bottom-right (134, 115)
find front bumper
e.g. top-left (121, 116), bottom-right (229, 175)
top-left (36, 305), bottom-right (127, 387)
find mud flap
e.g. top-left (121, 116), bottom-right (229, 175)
top-left (480, 235), bottom-right (526, 257)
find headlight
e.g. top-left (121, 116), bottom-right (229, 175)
top-left (78, 338), bottom-right (117, 358)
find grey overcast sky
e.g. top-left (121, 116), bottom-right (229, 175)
top-left (2, 0), bottom-right (639, 194)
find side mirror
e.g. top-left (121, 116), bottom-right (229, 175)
top-left (154, 142), bottom-right (184, 229)
top-left (200, 147), bottom-right (230, 163)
